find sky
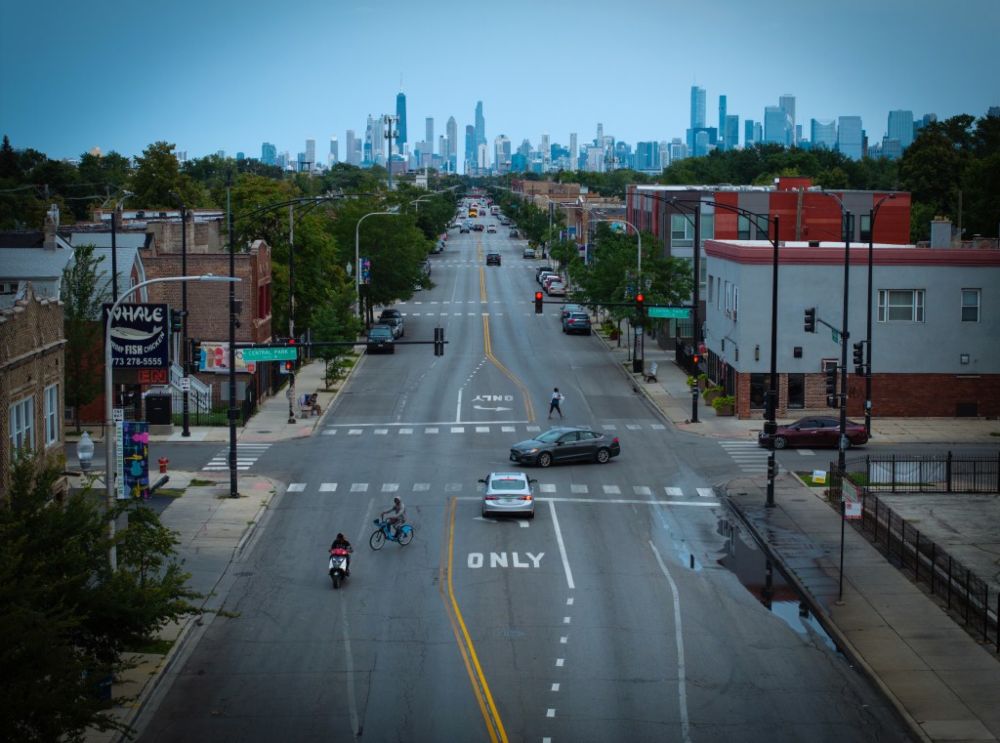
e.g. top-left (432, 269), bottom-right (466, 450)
top-left (2, 0), bottom-right (998, 163)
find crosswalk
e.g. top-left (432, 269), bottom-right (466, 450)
top-left (718, 440), bottom-right (771, 473)
top-left (322, 422), bottom-right (666, 437)
top-left (280, 480), bottom-right (718, 500)
top-left (202, 443), bottom-right (272, 472)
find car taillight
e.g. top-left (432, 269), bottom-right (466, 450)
top-left (485, 495), bottom-right (498, 500)
top-left (520, 495), bottom-right (533, 501)
top-left (612, 437), bottom-right (620, 444)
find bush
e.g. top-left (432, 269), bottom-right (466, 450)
top-left (711, 395), bottom-right (736, 411)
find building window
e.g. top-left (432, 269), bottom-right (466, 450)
top-left (961, 289), bottom-right (980, 322)
top-left (787, 373), bottom-right (805, 409)
top-left (44, 384), bottom-right (59, 447)
top-left (859, 214), bottom-right (872, 243)
top-left (9, 396), bottom-right (35, 455)
top-left (749, 373), bottom-right (769, 409)
top-left (737, 215), bottom-right (751, 240)
top-left (732, 286), bottom-right (739, 321)
top-left (707, 274), bottom-right (714, 303)
top-left (670, 213), bottom-right (693, 247)
top-left (878, 289), bottom-right (925, 322)
top-left (716, 277), bottom-right (722, 309)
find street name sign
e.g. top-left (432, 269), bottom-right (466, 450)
top-left (648, 307), bottom-right (691, 319)
top-left (241, 347), bottom-right (298, 362)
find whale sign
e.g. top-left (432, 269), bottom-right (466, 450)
top-left (103, 303), bottom-right (170, 369)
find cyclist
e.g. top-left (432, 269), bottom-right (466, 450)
top-left (330, 532), bottom-right (352, 575)
top-left (381, 496), bottom-right (406, 538)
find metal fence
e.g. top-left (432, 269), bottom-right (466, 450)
top-left (829, 466), bottom-right (999, 653)
top-left (165, 389), bottom-right (257, 427)
top-left (859, 452), bottom-right (1000, 494)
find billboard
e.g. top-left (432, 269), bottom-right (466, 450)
top-left (198, 342), bottom-right (252, 374)
top-left (104, 303), bottom-right (170, 368)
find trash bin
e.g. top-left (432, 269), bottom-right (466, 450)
top-left (145, 394), bottom-right (172, 425)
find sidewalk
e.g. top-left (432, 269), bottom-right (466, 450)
top-left (599, 327), bottom-right (1000, 742)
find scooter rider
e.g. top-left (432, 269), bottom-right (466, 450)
top-left (381, 496), bottom-right (406, 538)
top-left (330, 532), bottom-right (352, 575)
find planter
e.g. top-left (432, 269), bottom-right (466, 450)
top-left (713, 404), bottom-right (734, 417)
top-left (711, 395), bottom-right (736, 416)
top-left (608, 330), bottom-right (619, 340)
top-left (703, 387), bottom-right (723, 404)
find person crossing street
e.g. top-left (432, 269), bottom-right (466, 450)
top-left (548, 387), bottom-right (564, 419)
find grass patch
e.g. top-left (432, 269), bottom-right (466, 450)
top-left (154, 488), bottom-right (185, 498)
top-left (991, 431), bottom-right (1000, 437)
top-left (189, 478), bottom-right (214, 487)
top-left (797, 472), bottom-right (829, 487)
top-left (125, 637), bottom-right (174, 655)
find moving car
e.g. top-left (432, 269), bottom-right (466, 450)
top-left (473, 223), bottom-right (485, 232)
top-left (522, 247), bottom-right (536, 259)
top-left (510, 426), bottom-right (621, 467)
top-left (486, 252), bottom-right (501, 266)
top-left (509, 229), bottom-right (520, 238)
top-left (479, 471), bottom-right (537, 518)
top-left (562, 312), bottom-right (591, 334)
top-left (487, 225), bottom-right (497, 233)
top-left (378, 309), bottom-right (404, 338)
top-left (366, 325), bottom-right (395, 354)
top-left (757, 416), bottom-right (869, 449)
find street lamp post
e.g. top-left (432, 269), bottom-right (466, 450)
top-left (169, 193), bottom-right (191, 437)
top-left (354, 210), bottom-right (400, 321)
top-left (865, 194), bottom-right (896, 436)
top-left (104, 274), bottom-right (238, 570)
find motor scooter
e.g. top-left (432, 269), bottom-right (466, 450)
top-left (328, 547), bottom-right (351, 589)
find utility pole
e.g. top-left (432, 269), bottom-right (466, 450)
top-left (384, 114), bottom-right (398, 190)
top-left (227, 179), bottom-right (239, 498)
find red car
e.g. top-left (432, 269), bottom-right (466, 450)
top-left (758, 416), bottom-right (868, 450)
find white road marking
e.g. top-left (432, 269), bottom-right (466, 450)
top-left (626, 424), bottom-right (641, 430)
top-left (451, 426), bottom-right (465, 433)
top-left (697, 488), bottom-right (715, 498)
top-left (603, 485), bottom-right (621, 494)
top-left (563, 616), bottom-right (571, 624)
top-left (551, 683), bottom-right (560, 691)
top-left (425, 427), bottom-right (439, 434)
top-left (547, 500), bottom-right (575, 590)
top-left (374, 429), bottom-right (388, 435)
top-left (546, 709), bottom-right (555, 718)
top-left (664, 487), bottom-right (683, 497)
top-left (476, 426), bottom-right (490, 433)
top-left (348, 429), bottom-right (362, 435)
top-left (566, 597), bottom-right (574, 605)
top-left (526, 425), bottom-right (541, 432)
top-left (320, 483), bottom-right (337, 492)
top-left (413, 483), bottom-right (430, 491)
top-left (456, 387), bottom-right (462, 423)
top-left (541, 498), bottom-right (718, 507)
top-left (339, 600), bottom-right (361, 737)
top-left (555, 658), bottom-right (565, 667)
top-left (539, 483), bottom-right (557, 493)
top-left (633, 485), bottom-right (652, 496)
top-left (321, 429), bottom-right (336, 436)
top-left (602, 424), bottom-right (617, 430)
top-left (502, 425), bottom-right (515, 432)
top-left (798, 449), bottom-right (816, 456)
top-left (518, 521), bottom-right (529, 528)
top-left (570, 484), bottom-right (588, 493)
top-left (382, 483), bottom-right (399, 492)
top-left (651, 423), bottom-right (666, 430)
top-left (560, 636), bottom-right (568, 644)
top-left (445, 483), bottom-right (462, 492)
top-left (350, 483), bottom-right (368, 492)
top-left (649, 540), bottom-right (692, 743)
top-left (287, 483), bottom-right (305, 492)
top-left (399, 428), bottom-right (413, 435)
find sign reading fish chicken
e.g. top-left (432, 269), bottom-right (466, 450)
top-left (103, 303), bottom-right (170, 368)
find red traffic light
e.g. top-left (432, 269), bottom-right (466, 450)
top-left (635, 293), bottom-right (644, 303)
top-left (283, 360), bottom-right (293, 371)
top-left (692, 354), bottom-right (700, 364)
top-left (534, 291), bottom-right (544, 314)
top-left (287, 338), bottom-right (296, 345)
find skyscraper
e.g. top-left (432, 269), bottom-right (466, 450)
top-left (464, 124), bottom-right (475, 173)
top-left (724, 115), bottom-right (739, 151)
top-left (744, 120), bottom-right (756, 148)
top-left (305, 139), bottom-right (316, 171)
top-left (474, 101), bottom-right (486, 153)
top-left (395, 93), bottom-right (407, 154)
top-left (779, 94), bottom-right (796, 145)
top-left (764, 106), bottom-right (790, 146)
top-left (345, 130), bottom-right (358, 166)
top-left (810, 119), bottom-right (837, 150)
top-left (690, 86), bottom-right (706, 128)
top-left (446, 116), bottom-right (458, 172)
top-left (887, 110), bottom-right (914, 150)
top-left (718, 95), bottom-right (727, 150)
top-left (837, 116), bottom-right (864, 160)
top-left (261, 142), bottom-right (277, 166)
top-left (425, 117), bottom-right (434, 152)
top-left (569, 132), bottom-right (577, 168)
top-left (329, 136), bottom-right (338, 165)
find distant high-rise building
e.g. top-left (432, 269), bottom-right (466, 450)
top-left (540, 133), bottom-right (550, 167)
top-left (724, 115), bottom-right (739, 151)
top-left (464, 125), bottom-right (475, 173)
top-left (261, 142), bottom-right (277, 165)
top-left (446, 116), bottom-right (457, 172)
top-left (810, 119), bottom-right (837, 150)
top-left (636, 141), bottom-right (660, 172)
top-left (764, 106), bottom-right (791, 146)
top-left (569, 133), bottom-right (577, 168)
top-left (880, 137), bottom-right (903, 160)
top-left (396, 92), bottom-right (407, 153)
top-left (718, 95), bottom-right (727, 150)
top-left (668, 138), bottom-right (687, 164)
top-left (474, 101), bottom-right (486, 152)
top-left (236, 152), bottom-right (245, 161)
top-left (913, 113), bottom-right (937, 140)
top-left (329, 136), bottom-right (338, 165)
top-left (887, 110), bottom-right (914, 150)
top-left (425, 117), bottom-right (434, 152)
top-left (345, 130), bottom-right (358, 166)
top-left (837, 116), bottom-right (864, 160)
top-left (690, 86), bottom-right (706, 129)
top-left (779, 94), bottom-right (796, 145)
top-left (494, 134), bottom-right (511, 173)
top-left (744, 120), bottom-right (757, 148)
top-left (365, 115), bottom-right (384, 164)
top-left (305, 139), bottom-right (316, 171)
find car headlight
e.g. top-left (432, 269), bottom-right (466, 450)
top-left (524, 447), bottom-right (539, 454)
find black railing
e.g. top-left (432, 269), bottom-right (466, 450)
top-left (166, 389), bottom-right (257, 427)
top-left (828, 464), bottom-right (999, 653)
top-left (860, 452), bottom-right (1000, 494)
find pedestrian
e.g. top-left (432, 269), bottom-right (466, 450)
top-left (548, 387), bottom-right (564, 419)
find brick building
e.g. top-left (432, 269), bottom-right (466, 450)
top-left (703, 236), bottom-right (1000, 420)
top-left (0, 285), bottom-right (66, 498)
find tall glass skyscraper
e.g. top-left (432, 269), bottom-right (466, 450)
top-left (764, 106), bottom-right (789, 145)
top-left (779, 94), bottom-right (796, 145)
top-left (718, 95), bottom-right (727, 150)
top-left (886, 110), bottom-right (914, 150)
top-left (446, 116), bottom-right (458, 172)
top-left (261, 142), bottom-right (276, 165)
top-left (396, 92), bottom-right (408, 153)
top-left (837, 116), bottom-right (864, 160)
top-left (690, 86), bottom-right (706, 128)
top-left (474, 101), bottom-right (486, 152)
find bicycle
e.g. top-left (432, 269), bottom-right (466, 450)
top-left (370, 519), bottom-right (414, 550)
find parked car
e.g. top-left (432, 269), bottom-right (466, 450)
top-left (546, 281), bottom-right (566, 296)
top-left (509, 229), bottom-right (520, 238)
top-left (510, 426), bottom-right (621, 467)
top-left (535, 265), bottom-right (554, 281)
top-left (522, 247), bottom-right (536, 259)
top-left (560, 303), bottom-right (582, 320)
top-left (377, 309), bottom-right (404, 338)
top-left (479, 471), bottom-right (537, 518)
top-left (366, 325), bottom-right (395, 354)
top-left (562, 312), bottom-right (591, 334)
top-left (538, 271), bottom-right (558, 287)
top-left (486, 252), bottom-right (501, 266)
top-left (542, 274), bottom-right (563, 291)
top-left (757, 416), bottom-right (869, 450)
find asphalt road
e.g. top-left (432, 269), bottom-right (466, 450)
top-left (138, 221), bottom-right (913, 742)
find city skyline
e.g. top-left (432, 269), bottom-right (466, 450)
top-left (1, 0), bottom-right (997, 163)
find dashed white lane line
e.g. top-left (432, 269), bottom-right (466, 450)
top-left (381, 483), bottom-right (399, 492)
top-left (374, 429), bottom-right (388, 435)
top-left (570, 484), bottom-right (588, 494)
top-left (451, 426), bottom-right (465, 433)
top-left (603, 485), bottom-right (621, 494)
top-left (547, 500), bottom-right (575, 590)
top-left (287, 483), bottom-right (306, 492)
top-left (555, 658), bottom-right (565, 667)
top-left (425, 427), bottom-right (439, 434)
top-left (320, 483), bottom-right (337, 492)
top-left (697, 487), bottom-right (715, 498)
top-left (551, 683), bottom-right (560, 691)
top-left (560, 636), bottom-right (568, 644)
top-left (413, 483), bottom-right (430, 491)
top-left (350, 483), bottom-right (368, 492)
top-left (563, 616), bottom-right (571, 624)
top-left (566, 597), bottom-right (574, 605)
top-left (634, 485), bottom-right (652, 496)
top-left (649, 540), bottom-right (693, 743)
top-left (665, 486), bottom-right (683, 496)
top-left (399, 428), bottom-right (413, 435)
top-left (539, 483), bottom-right (557, 493)
top-left (546, 709), bottom-right (556, 718)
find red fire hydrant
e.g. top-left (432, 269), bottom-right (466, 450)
top-left (158, 457), bottom-right (169, 474)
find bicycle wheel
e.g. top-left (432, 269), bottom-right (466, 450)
top-left (397, 525), bottom-right (414, 546)
top-left (369, 528), bottom-right (386, 550)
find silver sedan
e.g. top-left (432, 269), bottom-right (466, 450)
top-left (479, 471), bottom-right (537, 518)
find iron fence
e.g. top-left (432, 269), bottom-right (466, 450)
top-left (166, 389), bottom-right (257, 427)
top-left (859, 452), bottom-right (1000, 494)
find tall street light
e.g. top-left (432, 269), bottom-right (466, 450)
top-left (104, 274), bottom-right (239, 570)
top-left (169, 193), bottom-right (192, 437)
top-left (355, 210), bottom-right (400, 321)
top-left (865, 194), bottom-right (896, 436)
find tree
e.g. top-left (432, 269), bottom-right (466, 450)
top-left (62, 245), bottom-right (111, 432)
top-left (0, 134), bottom-right (19, 179)
top-left (130, 141), bottom-right (203, 208)
top-left (0, 453), bottom-right (200, 741)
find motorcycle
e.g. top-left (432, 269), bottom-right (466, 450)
top-left (328, 547), bottom-right (351, 589)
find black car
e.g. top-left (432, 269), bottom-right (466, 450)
top-left (510, 426), bottom-right (621, 467)
top-left (486, 252), bottom-right (501, 266)
top-left (366, 325), bottom-right (395, 354)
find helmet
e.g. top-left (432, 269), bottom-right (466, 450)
top-left (393, 497), bottom-right (401, 504)
top-left (336, 533), bottom-right (344, 540)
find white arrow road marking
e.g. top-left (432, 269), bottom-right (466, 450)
top-left (473, 405), bottom-right (512, 411)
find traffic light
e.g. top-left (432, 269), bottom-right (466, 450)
top-left (825, 364), bottom-right (838, 408)
top-left (170, 308), bottom-right (183, 333)
top-left (853, 341), bottom-right (865, 375)
top-left (635, 293), bottom-right (645, 318)
top-left (804, 307), bottom-right (816, 333)
top-left (534, 291), bottom-right (544, 314)
top-left (434, 327), bottom-right (444, 356)
top-left (284, 337), bottom-right (297, 373)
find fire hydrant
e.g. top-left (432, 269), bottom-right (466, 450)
top-left (158, 457), bottom-right (169, 474)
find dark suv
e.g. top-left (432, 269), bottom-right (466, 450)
top-left (366, 325), bottom-right (395, 354)
top-left (562, 312), bottom-right (592, 335)
top-left (378, 309), bottom-right (404, 338)
top-left (486, 252), bottom-right (501, 266)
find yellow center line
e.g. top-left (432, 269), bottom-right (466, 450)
top-left (438, 496), bottom-right (508, 743)
top-left (479, 264), bottom-right (536, 422)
